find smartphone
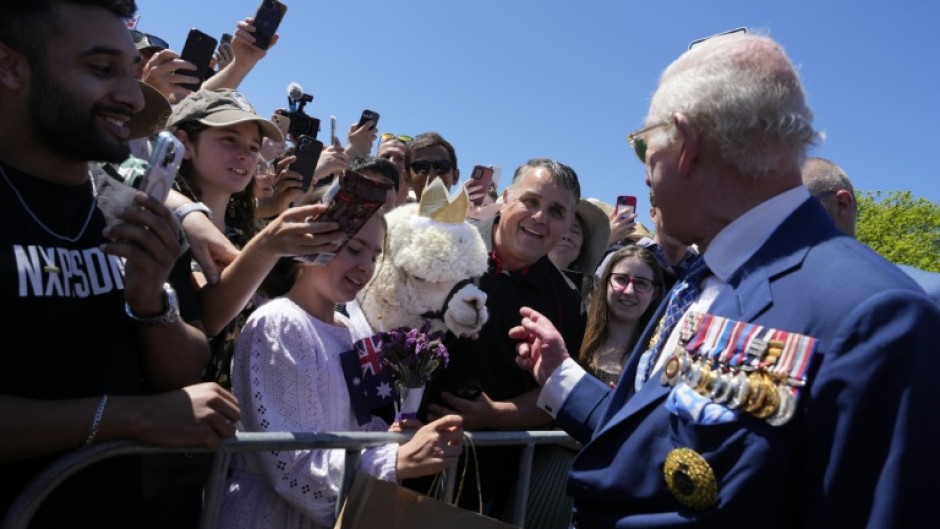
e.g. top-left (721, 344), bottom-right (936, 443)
top-left (179, 28), bottom-right (217, 91)
top-left (252, 0), bottom-right (287, 50)
top-left (219, 32), bottom-right (233, 48)
top-left (297, 169), bottom-right (393, 265)
top-left (330, 115), bottom-right (337, 145)
top-left (614, 195), bottom-right (637, 217)
top-left (357, 109), bottom-right (380, 131)
top-left (270, 113), bottom-right (290, 137)
top-left (136, 132), bottom-right (184, 203)
top-left (469, 165), bottom-right (494, 207)
top-left (289, 135), bottom-right (324, 192)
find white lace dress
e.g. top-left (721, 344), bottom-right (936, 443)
top-left (219, 297), bottom-right (397, 529)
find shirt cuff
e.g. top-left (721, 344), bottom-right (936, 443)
top-left (536, 358), bottom-right (587, 418)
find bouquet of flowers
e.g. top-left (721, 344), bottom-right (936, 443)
top-left (379, 320), bottom-right (450, 420)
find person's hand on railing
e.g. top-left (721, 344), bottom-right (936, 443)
top-left (395, 414), bottom-right (463, 480)
top-left (510, 306), bottom-right (571, 386)
top-left (126, 382), bottom-right (241, 450)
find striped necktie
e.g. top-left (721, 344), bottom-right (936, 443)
top-left (634, 257), bottom-right (711, 390)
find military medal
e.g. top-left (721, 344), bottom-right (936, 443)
top-left (660, 312), bottom-right (817, 427)
top-left (663, 448), bottom-right (718, 510)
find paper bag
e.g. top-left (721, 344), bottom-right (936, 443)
top-left (334, 471), bottom-right (517, 529)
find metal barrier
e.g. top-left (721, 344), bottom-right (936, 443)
top-left (1, 430), bottom-right (578, 529)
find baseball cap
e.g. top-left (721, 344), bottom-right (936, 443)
top-left (131, 30), bottom-right (169, 54)
top-left (167, 89), bottom-right (284, 141)
top-left (128, 81), bottom-right (171, 139)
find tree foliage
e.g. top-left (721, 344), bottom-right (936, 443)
top-left (856, 191), bottom-right (940, 272)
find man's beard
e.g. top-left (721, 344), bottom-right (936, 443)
top-left (29, 63), bottom-right (132, 164)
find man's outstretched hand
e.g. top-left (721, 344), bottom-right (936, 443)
top-left (510, 306), bottom-right (570, 386)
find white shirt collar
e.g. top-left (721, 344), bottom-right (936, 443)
top-left (703, 185), bottom-right (810, 282)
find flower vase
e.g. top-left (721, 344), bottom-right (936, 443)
top-left (396, 384), bottom-right (425, 422)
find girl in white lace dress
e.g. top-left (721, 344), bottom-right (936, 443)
top-left (220, 214), bottom-right (464, 529)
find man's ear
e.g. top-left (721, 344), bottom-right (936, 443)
top-left (0, 43), bottom-right (28, 90)
top-left (451, 167), bottom-right (460, 187)
top-left (834, 189), bottom-right (856, 217)
top-left (174, 129), bottom-right (195, 160)
top-left (673, 113), bottom-right (699, 176)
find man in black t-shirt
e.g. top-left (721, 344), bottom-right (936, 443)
top-left (0, 2), bottom-right (240, 528)
top-left (424, 158), bottom-right (586, 520)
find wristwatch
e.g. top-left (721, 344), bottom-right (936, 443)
top-left (174, 202), bottom-right (212, 224)
top-left (125, 283), bottom-right (180, 327)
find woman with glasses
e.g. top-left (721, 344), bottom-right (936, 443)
top-left (579, 245), bottom-right (664, 386)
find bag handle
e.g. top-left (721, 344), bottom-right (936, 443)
top-left (426, 433), bottom-right (483, 514)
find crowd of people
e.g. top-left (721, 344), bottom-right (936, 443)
top-left (1, 1), bottom-right (938, 529)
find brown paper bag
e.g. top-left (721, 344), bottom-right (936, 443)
top-left (334, 471), bottom-right (518, 529)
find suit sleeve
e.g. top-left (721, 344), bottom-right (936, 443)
top-left (800, 289), bottom-right (940, 528)
top-left (554, 370), bottom-right (616, 444)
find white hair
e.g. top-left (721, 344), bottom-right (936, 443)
top-left (648, 32), bottom-right (820, 178)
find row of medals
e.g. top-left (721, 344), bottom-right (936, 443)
top-left (659, 336), bottom-right (800, 427)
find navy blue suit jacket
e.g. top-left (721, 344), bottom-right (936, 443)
top-left (557, 198), bottom-right (940, 528)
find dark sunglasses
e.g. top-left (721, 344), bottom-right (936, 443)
top-left (131, 30), bottom-right (169, 51)
top-left (381, 133), bottom-right (413, 144)
top-left (409, 159), bottom-right (453, 176)
top-left (609, 273), bottom-right (655, 294)
top-left (626, 120), bottom-right (671, 163)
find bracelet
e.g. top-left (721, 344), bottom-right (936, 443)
top-left (82, 395), bottom-right (108, 448)
top-left (174, 202), bottom-right (213, 224)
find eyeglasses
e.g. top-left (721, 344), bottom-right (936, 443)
top-left (131, 30), bottom-right (169, 51)
top-left (609, 273), bottom-right (655, 294)
top-left (410, 159), bottom-right (454, 176)
top-left (381, 133), bottom-right (413, 144)
top-left (687, 27), bottom-right (748, 50)
top-left (626, 120), bottom-right (672, 163)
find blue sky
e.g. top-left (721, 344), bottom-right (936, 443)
top-left (139, 0), bottom-right (940, 227)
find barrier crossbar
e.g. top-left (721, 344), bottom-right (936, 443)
top-left (2, 430), bottom-right (578, 529)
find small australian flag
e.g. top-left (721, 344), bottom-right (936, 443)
top-left (340, 333), bottom-right (395, 426)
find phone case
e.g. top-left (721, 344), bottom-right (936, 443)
top-left (290, 135), bottom-right (324, 191)
top-left (357, 109), bottom-right (380, 130)
top-left (138, 132), bottom-right (184, 204)
top-left (179, 28), bottom-right (217, 91)
top-left (615, 195), bottom-right (637, 216)
top-left (296, 170), bottom-right (393, 265)
top-left (252, 0), bottom-right (287, 50)
top-left (469, 165), bottom-right (494, 206)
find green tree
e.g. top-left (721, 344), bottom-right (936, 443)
top-left (856, 191), bottom-right (940, 272)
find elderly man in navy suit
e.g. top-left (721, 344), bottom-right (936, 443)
top-left (512, 29), bottom-right (940, 528)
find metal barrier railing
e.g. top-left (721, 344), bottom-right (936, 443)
top-left (2, 430), bottom-right (578, 529)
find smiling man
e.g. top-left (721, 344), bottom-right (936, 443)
top-left (0, 2), bottom-right (240, 527)
top-left (424, 158), bottom-right (586, 519)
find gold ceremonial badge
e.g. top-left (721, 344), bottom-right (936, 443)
top-left (663, 448), bottom-right (718, 510)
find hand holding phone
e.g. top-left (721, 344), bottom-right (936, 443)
top-left (136, 132), bottom-right (184, 204)
top-left (296, 170), bottom-right (392, 265)
top-left (179, 28), bottom-right (217, 91)
top-left (468, 165), bottom-right (494, 207)
top-left (251, 0), bottom-right (287, 50)
top-left (289, 135), bottom-right (325, 192)
top-left (614, 195), bottom-right (637, 218)
top-left (357, 109), bottom-right (380, 131)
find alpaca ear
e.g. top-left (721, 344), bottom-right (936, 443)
top-left (418, 178), bottom-right (469, 224)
